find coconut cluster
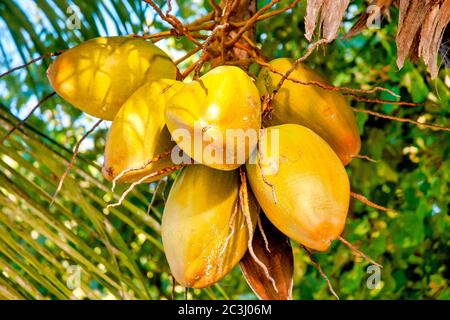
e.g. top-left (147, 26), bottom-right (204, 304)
top-left (47, 36), bottom-right (361, 290)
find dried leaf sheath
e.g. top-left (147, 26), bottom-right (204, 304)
top-left (240, 214), bottom-right (294, 300)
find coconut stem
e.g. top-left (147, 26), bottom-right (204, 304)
top-left (351, 154), bottom-right (378, 163)
top-left (302, 245), bottom-right (340, 300)
top-left (50, 119), bottom-right (103, 206)
top-left (146, 178), bottom-right (167, 218)
top-left (1, 92), bottom-right (56, 145)
top-left (350, 191), bottom-right (392, 212)
top-left (0, 51), bottom-right (64, 79)
top-left (111, 149), bottom-right (172, 191)
top-left (352, 107), bottom-right (450, 131)
top-left (338, 236), bottom-right (383, 268)
top-left (108, 164), bottom-right (184, 209)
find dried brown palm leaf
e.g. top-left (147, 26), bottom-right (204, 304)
top-left (418, 0), bottom-right (450, 77)
top-left (344, 0), bottom-right (395, 39)
top-left (305, 0), bottom-right (350, 41)
top-left (396, 0), bottom-right (435, 69)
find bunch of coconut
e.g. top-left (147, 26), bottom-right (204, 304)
top-left (47, 36), bottom-right (361, 296)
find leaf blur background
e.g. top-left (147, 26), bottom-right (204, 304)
top-left (0, 0), bottom-right (448, 300)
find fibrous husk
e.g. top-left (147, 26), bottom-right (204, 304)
top-left (256, 58), bottom-right (361, 165)
top-left (47, 36), bottom-right (179, 120)
top-left (165, 66), bottom-right (261, 171)
top-left (162, 165), bottom-right (257, 288)
top-left (246, 124), bottom-right (350, 252)
top-left (102, 79), bottom-right (183, 183)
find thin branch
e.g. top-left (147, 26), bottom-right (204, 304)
top-left (146, 178), bottom-right (166, 218)
top-left (351, 154), bottom-right (378, 163)
top-left (338, 236), bottom-right (383, 269)
top-left (256, 59), bottom-right (400, 98)
top-left (345, 94), bottom-right (421, 106)
top-left (226, 0), bottom-right (280, 48)
top-left (350, 191), bottom-right (391, 212)
top-left (271, 39), bottom-right (331, 99)
top-left (252, 0), bottom-right (300, 23)
top-left (1, 92), bottom-right (56, 145)
top-left (143, 0), bottom-right (204, 47)
top-left (171, 275), bottom-right (176, 300)
top-left (181, 53), bottom-right (211, 79)
top-left (107, 165), bottom-right (184, 209)
top-left (174, 46), bottom-right (202, 65)
top-left (111, 149), bottom-right (172, 191)
top-left (208, 0), bottom-right (222, 19)
top-left (132, 22), bottom-right (215, 40)
top-left (232, 0), bottom-right (301, 27)
top-left (165, 0), bottom-right (173, 16)
top-left (50, 120), bottom-right (103, 206)
top-left (302, 245), bottom-right (339, 300)
top-left (352, 108), bottom-right (450, 131)
top-left (0, 51), bottom-right (64, 79)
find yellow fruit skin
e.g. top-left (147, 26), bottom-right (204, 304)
top-left (102, 79), bottom-right (183, 183)
top-left (47, 36), bottom-right (178, 120)
top-left (165, 66), bottom-right (261, 171)
top-left (246, 124), bottom-right (350, 252)
top-left (256, 58), bottom-right (361, 165)
top-left (162, 165), bottom-right (257, 288)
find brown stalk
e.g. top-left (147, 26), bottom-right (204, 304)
top-left (232, 0), bottom-right (301, 27)
top-left (111, 149), bottom-right (173, 191)
top-left (271, 39), bottom-right (331, 99)
top-left (0, 51), bottom-right (64, 79)
top-left (256, 58), bottom-right (400, 98)
top-left (50, 119), bottom-right (103, 206)
top-left (302, 245), bottom-right (339, 300)
top-left (352, 108), bottom-right (450, 131)
top-left (1, 92), bottom-right (56, 145)
top-left (226, 0), bottom-right (280, 48)
top-left (338, 236), bottom-right (383, 269)
top-left (350, 191), bottom-right (391, 212)
top-left (107, 164), bottom-right (184, 209)
top-left (352, 154), bottom-right (378, 163)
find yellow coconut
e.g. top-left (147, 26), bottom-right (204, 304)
top-left (47, 36), bottom-right (178, 120)
top-left (162, 165), bottom-right (257, 288)
top-left (102, 79), bottom-right (183, 183)
top-left (256, 58), bottom-right (360, 165)
top-left (165, 66), bottom-right (261, 171)
top-left (246, 124), bottom-right (350, 252)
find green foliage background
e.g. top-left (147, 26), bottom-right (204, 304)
top-left (0, 0), bottom-right (448, 300)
